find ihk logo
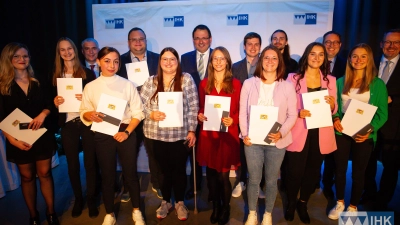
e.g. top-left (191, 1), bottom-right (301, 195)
top-left (164, 16), bottom-right (184, 27)
top-left (105, 18), bottom-right (124, 29)
top-left (339, 211), bottom-right (394, 225)
top-left (227, 14), bottom-right (249, 26)
top-left (293, 13), bottom-right (317, 25)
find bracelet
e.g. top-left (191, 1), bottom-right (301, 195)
top-left (188, 131), bottom-right (195, 133)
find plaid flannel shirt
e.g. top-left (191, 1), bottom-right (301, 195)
top-left (140, 73), bottom-right (199, 142)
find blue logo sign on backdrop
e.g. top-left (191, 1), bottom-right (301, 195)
top-left (227, 14), bottom-right (249, 26)
top-left (293, 13), bottom-right (317, 25)
top-left (105, 18), bottom-right (124, 29)
top-left (339, 211), bottom-right (394, 225)
top-left (164, 16), bottom-right (184, 27)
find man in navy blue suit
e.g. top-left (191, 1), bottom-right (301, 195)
top-left (181, 24), bottom-right (213, 199)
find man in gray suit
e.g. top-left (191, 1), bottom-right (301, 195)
top-left (231, 32), bottom-right (264, 198)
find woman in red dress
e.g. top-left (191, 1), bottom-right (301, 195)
top-left (197, 46), bottom-right (241, 225)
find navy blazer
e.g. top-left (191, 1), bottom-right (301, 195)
top-left (117, 50), bottom-right (160, 79)
top-left (181, 49), bottom-right (213, 89)
top-left (232, 58), bottom-right (248, 84)
top-left (376, 55), bottom-right (400, 142)
top-left (331, 55), bottom-right (346, 79)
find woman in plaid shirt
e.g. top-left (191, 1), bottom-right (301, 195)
top-left (140, 47), bottom-right (199, 221)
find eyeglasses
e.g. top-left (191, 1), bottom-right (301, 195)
top-left (161, 57), bottom-right (177, 64)
top-left (324, 40), bottom-right (341, 46)
top-left (13, 55), bottom-right (30, 60)
top-left (193, 37), bottom-right (210, 42)
top-left (212, 57), bottom-right (226, 62)
top-left (128, 38), bottom-right (146, 43)
top-left (383, 40), bottom-right (400, 47)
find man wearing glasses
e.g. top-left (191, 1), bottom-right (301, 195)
top-left (322, 31), bottom-right (346, 78)
top-left (181, 24), bottom-right (213, 200)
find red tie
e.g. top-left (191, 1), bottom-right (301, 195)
top-left (90, 65), bottom-right (95, 71)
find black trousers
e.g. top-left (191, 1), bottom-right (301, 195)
top-left (95, 131), bottom-right (140, 213)
top-left (333, 134), bottom-right (373, 206)
top-left (322, 152), bottom-right (335, 190)
top-left (153, 139), bottom-right (188, 202)
top-left (61, 119), bottom-right (100, 201)
top-left (285, 129), bottom-right (325, 203)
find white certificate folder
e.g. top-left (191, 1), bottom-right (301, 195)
top-left (248, 106), bottom-right (279, 145)
top-left (0, 108), bottom-right (47, 145)
top-left (341, 99), bottom-right (377, 137)
top-left (158, 92), bottom-right (183, 127)
top-left (91, 94), bottom-right (127, 136)
top-left (57, 78), bottom-right (82, 112)
top-left (126, 61), bottom-right (150, 87)
top-left (301, 90), bottom-right (333, 129)
top-left (203, 96), bottom-right (231, 132)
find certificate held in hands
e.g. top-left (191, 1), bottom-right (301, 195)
top-left (57, 78), bottom-right (82, 112)
top-left (158, 92), bottom-right (183, 128)
top-left (248, 105), bottom-right (279, 145)
top-left (301, 89), bottom-right (332, 129)
top-left (0, 108), bottom-right (47, 145)
top-left (126, 61), bottom-right (150, 87)
top-left (91, 93), bottom-right (127, 136)
top-left (340, 99), bottom-right (377, 138)
top-left (203, 96), bottom-right (231, 132)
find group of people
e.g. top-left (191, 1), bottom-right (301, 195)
top-left (0, 24), bottom-right (399, 225)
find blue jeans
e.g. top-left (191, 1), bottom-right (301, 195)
top-left (245, 144), bottom-right (286, 212)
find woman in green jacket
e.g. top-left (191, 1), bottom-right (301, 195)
top-left (328, 43), bottom-right (388, 220)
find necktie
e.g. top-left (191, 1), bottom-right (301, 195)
top-left (90, 64), bottom-right (95, 71)
top-left (198, 54), bottom-right (205, 80)
top-left (381, 61), bottom-right (392, 83)
top-left (328, 60), bottom-right (332, 73)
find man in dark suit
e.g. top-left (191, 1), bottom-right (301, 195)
top-left (231, 32), bottom-right (263, 198)
top-left (270, 29), bottom-right (299, 79)
top-left (363, 29), bottom-right (400, 209)
top-left (181, 24), bottom-right (213, 199)
top-left (321, 31), bottom-right (347, 199)
top-left (116, 27), bottom-right (162, 202)
top-left (81, 38), bottom-right (100, 78)
top-left (117, 27), bottom-right (159, 80)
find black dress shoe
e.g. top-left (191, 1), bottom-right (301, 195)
top-left (210, 201), bottom-right (221, 224)
top-left (218, 205), bottom-right (230, 225)
top-left (71, 199), bottom-right (83, 218)
top-left (30, 211), bottom-right (40, 225)
top-left (284, 202), bottom-right (295, 221)
top-left (88, 199), bottom-right (99, 218)
top-left (47, 213), bottom-right (60, 225)
top-left (296, 200), bottom-right (310, 224)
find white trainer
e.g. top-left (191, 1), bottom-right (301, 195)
top-left (156, 200), bottom-right (172, 219)
top-left (102, 214), bottom-right (116, 225)
top-left (328, 201), bottom-right (345, 220)
top-left (259, 187), bottom-right (266, 199)
top-left (244, 211), bottom-right (258, 225)
top-left (347, 206), bottom-right (358, 212)
top-left (175, 201), bottom-right (189, 221)
top-left (261, 212), bottom-right (272, 225)
top-left (132, 210), bottom-right (146, 225)
top-left (232, 182), bottom-right (246, 197)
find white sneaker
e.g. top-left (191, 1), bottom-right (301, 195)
top-left (261, 212), bottom-right (272, 225)
top-left (245, 211), bottom-right (258, 225)
top-left (132, 210), bottom-right (146, 225)
top-left (102, 214), bottom-right (116, 225)
top-left (156, 200), bottom-right (172, 219)
top-left (347, 206), bottom-right (358, 212)
top-left (328, 201), bottom-right (345, 220)
top-left (232, 182), bottom-right (246, 197)
top-left (121, 192), bottom-right (131, 202)
top-left (259, 187), bottom-right (266, 199)
top-left (175, 201), bottom-right (189, 221)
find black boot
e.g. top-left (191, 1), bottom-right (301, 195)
top-left (210, 201), bottom-right (221, 224)
top-left (296, 200), bottom-right (310, 224)
top-left (46, 212), bottom-right (60, 225)
top-left (218, 205), bottom-right (230, 225)
top-left (284, 201), bottom-right (295, 221)
top-left (29, 211), bottom-right (40, 225)
top-left (71, 197), bottom-right (83, 218)
top-left (87, 197), bottom-right (99, 218)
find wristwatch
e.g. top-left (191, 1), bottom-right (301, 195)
top-left (124, 130), bottom-right (130, 136)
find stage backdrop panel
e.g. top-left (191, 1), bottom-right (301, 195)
top-left (93, 0), bottom-right (334, 172)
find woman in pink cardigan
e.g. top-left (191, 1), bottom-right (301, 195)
top-left (284, 42), bottom-right (338, 224)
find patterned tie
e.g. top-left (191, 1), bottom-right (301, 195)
top-left (90, 64), bottom-right (95, 71)
top-left (198, 54), bottom-right (205, 80)
top-left (381, 61), bottom-right (392, 83)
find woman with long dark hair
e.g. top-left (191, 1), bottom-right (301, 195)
top-left (285, 42), bottom-right (337, 224)
top-left (0, 42), bottom-right (58, 225)
top-left (52, 37), bottom-right (99, 218)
